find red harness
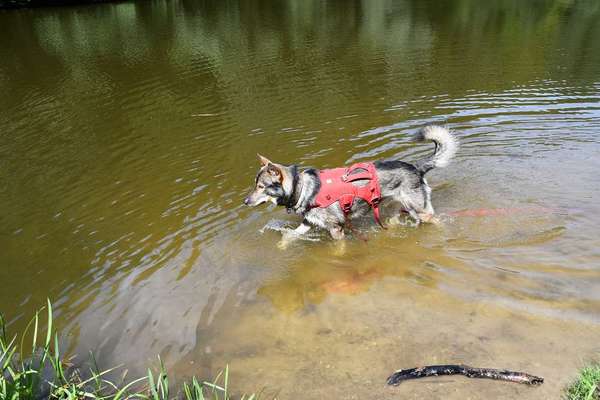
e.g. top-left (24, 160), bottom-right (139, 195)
top-left (314, 162), bottom-right (384, 227)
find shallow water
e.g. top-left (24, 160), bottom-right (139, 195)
top-left (1, 0), bottom-right (600, 398)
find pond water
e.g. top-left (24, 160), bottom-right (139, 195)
top-left (1, 0), bottom-right (600, 398)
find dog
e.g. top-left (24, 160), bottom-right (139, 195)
top-left (244, 125), bottom-right (457, 241)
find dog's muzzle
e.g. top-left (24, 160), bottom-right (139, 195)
top-left (243, 197), bottom-right (250, 205)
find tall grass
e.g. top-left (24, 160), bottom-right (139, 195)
top-left (0, 300), bottom-right (259, 400)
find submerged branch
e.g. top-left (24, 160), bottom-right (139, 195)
top-left (387, 364), bottom-right (544, 386)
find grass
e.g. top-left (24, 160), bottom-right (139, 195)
top-left (565, 363), bottom-right (600, 400)
top-left (0, 300), bottom-right (260, 400)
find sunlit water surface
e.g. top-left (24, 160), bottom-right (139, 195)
top-left (1, 1), bottom-right (600, 398)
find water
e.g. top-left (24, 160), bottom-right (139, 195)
top-left (1, 0), bottom-right (600, 398)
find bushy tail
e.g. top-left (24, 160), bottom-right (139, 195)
top-left (414, 125), bottom-right (458, 175)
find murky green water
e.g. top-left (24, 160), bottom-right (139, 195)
top-left (2, 0), bottom-right (600, 398)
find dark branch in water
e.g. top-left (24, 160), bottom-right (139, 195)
top-left (387, 364), bottom-right (544, 386)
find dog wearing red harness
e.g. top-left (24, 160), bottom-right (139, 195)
top-left (244, 125), bottom-right (457, 241)
top-left (314, 162), bottom-right (384, 228)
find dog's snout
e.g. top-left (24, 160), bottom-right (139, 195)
top-left (243, 197), bottom-right (250, 205)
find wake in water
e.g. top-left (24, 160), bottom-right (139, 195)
top-left (446, 206), bottom-right (560, 218)
top-left (260, 219), bottom-right (322, 241)
top-left (261, 207), bottom-right (561, 240)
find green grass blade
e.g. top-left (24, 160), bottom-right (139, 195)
top-left (202, 381), bottom-right (225, 392)
top-left (1, 337), bottom-right (17, 371)
top-left (185, 377), bottom-right (205, 400)
top-left (0, 313), bottom-right (6, 342)
top-left (78, 365), bottom-right (121, 386)
top-left (147, 368), bottom-right (158, 400)
top-left (206, 369), bottom-right (223, 398)
top-left (0, 334), bottom-right (16, 361)
top-left (40, 299), bottom-right (53, 367)
top-left (19, 311), bottom-right (38, 367)
top-left (157, 356), bottom-right (168, 399)
top-left (183, 382), bottom-right (192, 399)
top-left (100, 378), bottom-right (119, 391)
top-left (111, 376), bottom-right (147, 400)
top-left (53, 332), bottom-right (66, 383)
top-left (224, 365), bottom-right (229, 400)
top-left (45, 300), bottom-right (53, 348)
top-left (585, 383), bottom-right (597, 400)
top-left (32, 311), bottom-right (39, 355)
top-left (196, 378), bottom-right (206, 400)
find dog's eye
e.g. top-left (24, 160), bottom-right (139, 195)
top-left (257, 184), bottom-right (265, 189)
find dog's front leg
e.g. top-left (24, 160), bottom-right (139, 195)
top-left (277, 221), bottom-right (312, 250)
top-left (329, 225), bottom-right (345, 240)
top-left (329, 225), bottom-right (347, 255)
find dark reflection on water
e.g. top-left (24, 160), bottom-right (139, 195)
top-left (1, 0), bottom-right (600, 398)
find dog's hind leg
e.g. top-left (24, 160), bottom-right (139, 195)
top-left (394, 181), bottom-right (437, 226)
top-left (416, 181), bottom-right (439, 224)
top-left (329, 225), bottom-right (347, 255)
top-left (407, 209), bottom-right (421, 226)
top-left (416, 188), bottom-right (439, 225)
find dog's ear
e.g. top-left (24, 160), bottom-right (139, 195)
top-left (257, 154), bottom-right (271, 167)
top-left (266, 163), bottom-right (282, 179)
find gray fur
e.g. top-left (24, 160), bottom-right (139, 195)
top-left (244, 125), bottom-right (457, 240)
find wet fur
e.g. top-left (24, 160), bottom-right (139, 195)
top-left (244, 125), bottom-right (458, 240)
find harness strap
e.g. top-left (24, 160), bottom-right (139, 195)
top-left (339, 194), bottom-right (355, 215)
top-left (342, 171), bottom-right (372, 182)
top-left (373, 202), bottom-right (385, 229)
top-left (341, 180), bottom-right (385, 229)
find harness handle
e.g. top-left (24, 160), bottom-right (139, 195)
top-left (342, 171), bottom-right (372, 182)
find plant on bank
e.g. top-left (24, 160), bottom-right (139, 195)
top-left (0, 300), bottom-right (258, 399)
top-left (565, 363), bottom-right (600, 400)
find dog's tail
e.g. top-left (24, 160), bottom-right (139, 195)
top-left (414, 125), bottom-right (458, 175)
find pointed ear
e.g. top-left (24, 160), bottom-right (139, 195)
top-left (267, 163), bottom-right (282, 179)
top-left (257, 154), bottom-right (271, 167)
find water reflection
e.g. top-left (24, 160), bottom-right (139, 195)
top-left (1, 0), bottom-right (600, 398)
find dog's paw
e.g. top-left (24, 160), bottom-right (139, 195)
top-left (388, 215), bottom-right (417, 227)
top-left (418, 213), bottom-right (441, 225)
top-left (426, 215), bottom-right (442, 225)
top-left (388, 215), bottom-right (403, 226)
